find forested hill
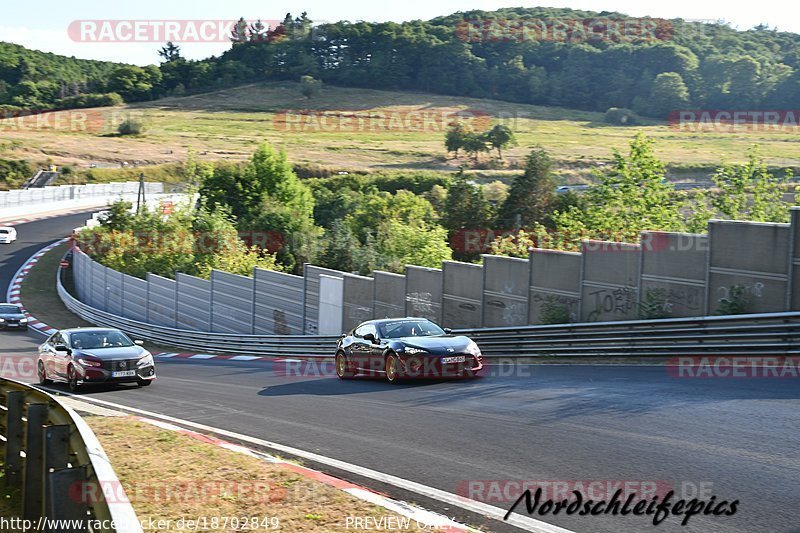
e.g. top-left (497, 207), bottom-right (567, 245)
top-left (2, 7), bottom-right (800, 118)
top-left (0, 42), bottom-right (125, 108)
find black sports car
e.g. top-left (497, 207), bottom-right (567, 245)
top-left (37, 327), bottom-right (156, 391)
top-left (0, 303), bottom-right (29, 330)
top-left (335, 318), bottom-right (483, 383)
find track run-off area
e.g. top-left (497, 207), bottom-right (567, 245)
top-left (0, 212), bottom-right (798, 533)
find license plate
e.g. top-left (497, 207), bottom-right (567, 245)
top-left (441, 356), bottom-right (465, 364)
top-left (112, 370), bottom-right (136, 378)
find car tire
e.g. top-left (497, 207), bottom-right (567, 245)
top-left (335, 351), bottom-right (355, 379)
top-left (385, 352), bottom-right (402, 384)
top-left (37, 361), bottom-right (51, 385)
top-left (67, 365), bottom-right (81, 393)
top-left (137, 379), bottom-right (152, 387)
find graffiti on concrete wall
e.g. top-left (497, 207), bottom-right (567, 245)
top-left (587, 284), bottom-right (637, 321)
top-left (407, 292), bottom-right (435, 315)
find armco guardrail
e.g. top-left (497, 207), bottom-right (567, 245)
top-left (1, 378), bottom-right (141, 533)
top-left (59, 272), bottom-right (340, 357)
top-left (58, 258), bottom-right (800, 357)
top-left (458, 312), bottom-right (800, 357)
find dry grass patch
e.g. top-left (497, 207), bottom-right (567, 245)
top-left (87, 416), bottom-right (430, 532)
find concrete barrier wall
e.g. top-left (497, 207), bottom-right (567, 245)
top-left (639, 232), bottom-right (708, 318)
top-left (253, 269), bottom-right (304, 335)
top-left (176, 273), bottom-right (211, 332)
top-left (580, 241), bottom-right (641, 322)
top-left (707, 220), bottom-right (790, 315)
top-left (318, 275), bottom-right (344, 334)
top-left (405, 266), bottom-right (442, 323)
top-left (303, 265), bottom-right (346, 334)
top-left (210, 270), bottom-right (254, 334)
top-left (121, 273), bottom-right (148, 322)
top-left (482, 255), bottom-right (529, 327)
top-left (70, 213), bottom-right (800, 335)
top-left (441, 261), bottom-right (483, 328)
top-left (0, 182), bottom-right (166, 220)
top-left (528, 248), bottom-right (581, 324)
top-left (342, 274), bottom-right (374, 331)
top-left (89, 260), bottom-right (106, 310)
top-left (146, 274), bottom-right (177, 327)
top-left (373, 271), bottom-right (405, 319)
top-left (791, 209), bottom-right (800, 311)
top-left (105, 267), bottom-right (124, 317)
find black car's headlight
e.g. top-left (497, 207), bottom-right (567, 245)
top-left (465, 341), bottom-right (481, 355)
top-left (404, 347), bottom-right (428, 355)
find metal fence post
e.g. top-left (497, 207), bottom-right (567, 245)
top-left (22, 403), bottom-right (47, 520)
top-left (3, 391), bottom-right (24, 490)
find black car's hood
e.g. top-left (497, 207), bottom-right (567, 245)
top-left (398, 335), bottom-right (473, 354)
top-left (0, 313), bottom-right (26, 320)
top-left (74, 346), bottom-right (146, 360)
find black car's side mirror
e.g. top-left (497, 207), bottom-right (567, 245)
top-left (443, 328), bottom-right (452, 334)
top-left (364, 333), bottom-right (377, 343)
top-left (54, 344), bottom-right (69, 353)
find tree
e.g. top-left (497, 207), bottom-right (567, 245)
top-left (702, 146), bottom-right (791, 224)
top-left (462, 132), bottom-right (489, 163)
top-left (158, 42), bottom-right (182, 63)
top-left (483, 124), bottom-right (517, 159)
top-left (498, 147), bottom-right (556, 229)
top-left (551, 133), bottom-right (684, 249)
top-left (647, 72), bottom-right (690, 118)
top-left (230, 17), bottom-right (250, 43)
top-left (300, 75), bottom-right (322, 99)
top-left (376, 220), bottom-right (452, 273)
top-left (444, 121), bottom-right (469, 158)
top-left (440, 172), bottom-right (492, 260)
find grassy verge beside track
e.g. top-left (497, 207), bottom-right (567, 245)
top-left (87, 416), bottom-right (429, 532)
top-left (20, 242), bottom-right (93, 330)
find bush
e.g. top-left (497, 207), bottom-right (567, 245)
top-left (58, 92), bottom-right (123, 109)
top-left (539, 296), bottom-right (572, 324)
top-left (604, 107), bottom-right (639, 125)
top-left (117, 117), bottom-right (146, 135)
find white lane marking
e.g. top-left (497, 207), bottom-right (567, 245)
top-left (36, 391), bottom-right (573, 533)
top-left (156, 353), bottom-right (179, 358)
top-left (189, 354), bottom-right (216, 359)
top-left (229, 355), bottom-right (262, 361)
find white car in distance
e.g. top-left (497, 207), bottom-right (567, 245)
top-left (0, 226), bottom-right (17, 244)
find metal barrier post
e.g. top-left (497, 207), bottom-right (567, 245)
top-left (22, 403), bottom-right (47, 520)
top-left (4, 391), bottom-right (24, 490)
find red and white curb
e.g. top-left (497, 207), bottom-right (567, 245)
top-left (6, 239), bottom-right (69, 336)
top-left (135, 416), bottom-right (473, 532)
top-left (155, 352), bottom-right (305, 363)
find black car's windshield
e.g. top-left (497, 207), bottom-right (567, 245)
top-left (0, 304), bottom-right (21, 314)
top-left (379, 320), bottom-right (445, 339)
top-left (70, 330), bottom-right (134, 349)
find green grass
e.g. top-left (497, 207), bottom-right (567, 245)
top-left (1, 81), bottom-right (798, 182)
